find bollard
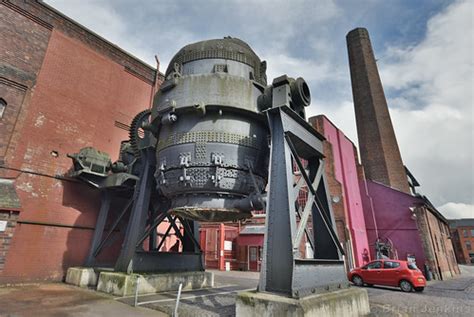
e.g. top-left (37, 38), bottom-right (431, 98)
top-left (173, 283), bottom-right (183, 317)
top-left (134, 276), bottom-right (140, 307)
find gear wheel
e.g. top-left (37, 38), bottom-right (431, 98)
top-left (129, 109), bottom-right (152, 157)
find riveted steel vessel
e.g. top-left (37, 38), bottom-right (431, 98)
top-left (151, 37), bottom-right (269, 222)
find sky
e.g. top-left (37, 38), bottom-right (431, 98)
top-left (45, 0), bottom-right (473, 219)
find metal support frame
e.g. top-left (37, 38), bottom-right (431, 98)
top-left (84, 147), bottom-right (203, 273)
top-left (259, 100), bottom-right (347, 298)
top-left (85, 190), bottom-right (111, 266)
top-left (113, 147), bottom-right (203, 273)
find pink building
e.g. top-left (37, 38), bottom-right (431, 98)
top-left (310, 116), bottom-right (371, 269)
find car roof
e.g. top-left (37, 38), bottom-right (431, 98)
top-left (369, 259), bottom-right (405, 263)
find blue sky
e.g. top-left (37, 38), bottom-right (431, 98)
top-left (45, 0), bottom-right (473, 218)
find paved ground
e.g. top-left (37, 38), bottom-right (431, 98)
top-left (1, 266), bottom-right (472, 316)
top-left (365, 265), bottom-right (474, 317)
top-left (0, 283), bottom-right (166, 317)
top-left (118, 267), bottom-right (474, 317)
top-left (116, 270), bottom-right (260, 316)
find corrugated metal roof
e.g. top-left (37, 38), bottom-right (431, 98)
top-left (0, 179), bottom-right (21, 211)
top-left (240, 225), bottom-right (265, 235)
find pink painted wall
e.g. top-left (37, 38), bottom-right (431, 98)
top-left (360, 180), bottom-right (426, 268)
top-left (321, 117), bottom-right (370, 267)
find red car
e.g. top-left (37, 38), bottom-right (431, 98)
top-left (347, 259), bottom-right (426, 292)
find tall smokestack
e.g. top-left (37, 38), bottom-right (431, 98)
top-left (346, 28), bottom-right (410, 194)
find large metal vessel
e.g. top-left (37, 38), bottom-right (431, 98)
top-left (151, 37), bottom-right (270, 222)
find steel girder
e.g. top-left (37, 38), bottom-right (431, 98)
top-left (259, 102), bottom-right (347, 298)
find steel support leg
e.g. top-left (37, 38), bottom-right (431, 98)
top-left (85, 190), bottom-right (111, 266)
top-left (115, 148), bottom-right (155, 273)
top-left (259, 106), bottom-right (346, 298)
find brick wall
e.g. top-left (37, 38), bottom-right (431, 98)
top-left (0, 2), bottom-right (158, 283)
top-left (450, 226), bottom-right (474, 265)
top-left (0, 2), bottom-right (52, 166)
top-left (0, 211), bottom-right (19, 273)
top-left (346, 28), bottom-right (410, 194)
top-left (416, 207), bottom-right (460, 279)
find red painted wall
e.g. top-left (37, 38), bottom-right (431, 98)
top-left (1, 29), bottom-right (154, 283)
top-left (320, 117), bottom-right (370, 267)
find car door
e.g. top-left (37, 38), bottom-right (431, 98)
top-left (362, 261), bottom-right (382, 284)
top-left (382, 261), bottom-right (401, 286)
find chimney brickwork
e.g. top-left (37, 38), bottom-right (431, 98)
top-left (346, 28), bottom-right (410, 194)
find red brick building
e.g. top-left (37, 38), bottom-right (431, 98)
top-left (449, 219), bottom-right (474, 264)
top-left (0, 0), bottom-right (162, 283)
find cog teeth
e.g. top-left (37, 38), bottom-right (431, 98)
top-left (129, 109), bottom-right (152, 157)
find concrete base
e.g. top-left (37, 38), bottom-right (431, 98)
top-left (97, 271), bottom-right (214, 296)
top-left (65, 267), bottom-right (99, 288)
top-left (236, 287), bottom-right (370, 317)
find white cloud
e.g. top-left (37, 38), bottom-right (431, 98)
top-left (438, 202), bottom-right (473, 219)
top-left (378, 0), bottom-right (473, 207)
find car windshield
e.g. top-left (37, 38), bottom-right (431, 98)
top-left (407, 262), bottom-right (418, 270)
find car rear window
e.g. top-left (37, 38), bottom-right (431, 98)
top-left (408, 262), bottom-right (418, 270)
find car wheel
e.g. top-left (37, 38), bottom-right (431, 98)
top-left (399, 280), bottom-right (413, 292)
top-left (352, 275), bottom-right (364, 287)
top-left (414, 287), bottom-right (424, 292)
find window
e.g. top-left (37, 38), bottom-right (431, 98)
top-left (0, 98), bottom-right (6, 118)
top-left (471, 229), bottom-right (474, 237)
top-left (407, 262), bottom-right (418, 270)
top-left (466, 241), bottom-right (472, 251)
top-left (367, 261), bottom-right (382, 269)
top-left (463, 230), bottom-right (469, 238)
top-left (383, 261), bottom-right (401, 269)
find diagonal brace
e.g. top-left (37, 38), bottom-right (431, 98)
top-left (285, 133), bottom-right (345, 255)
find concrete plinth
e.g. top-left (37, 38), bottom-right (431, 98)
top-left (65, 267), bottom-right (99, 288)
top-left (236, 287), bottom-right (370, 317)
top-left (97, 271), bottom-right (214, 296)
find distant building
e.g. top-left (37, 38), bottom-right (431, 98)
top-left (449, 219), bottom-right (474, 264)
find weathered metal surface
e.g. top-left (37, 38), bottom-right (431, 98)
top-left (152, 37), bottom-right (269, 222)
top-left (258, 77), bottom-right (345, 298)
top-left (67, 147), bottom-right (111, 187)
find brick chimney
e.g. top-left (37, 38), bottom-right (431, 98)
top-left (346, 28), bottom-right (410, 194)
